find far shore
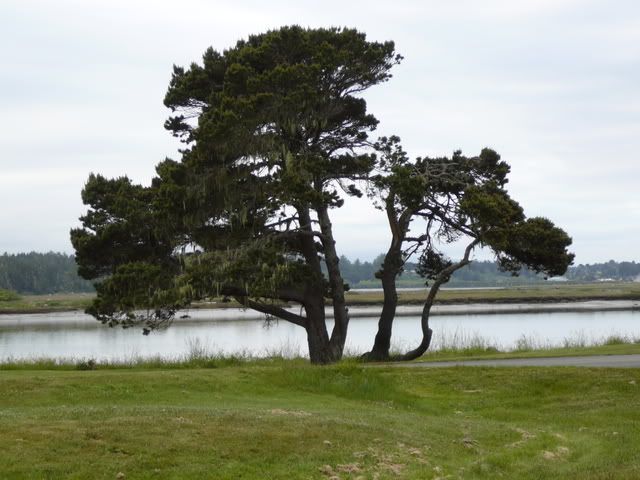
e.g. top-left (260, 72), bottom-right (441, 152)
top-left (1, 300), bottom-right (639, 326)
top-left (1, 282), bottom-right (639, 316)
top-left (348, 299), bottom-right (640, 318)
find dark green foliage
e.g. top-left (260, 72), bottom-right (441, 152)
top-left (338, 256), bottom-right (537, 287)
top-left (71, 174), bottom-right (179, 280)
top-left (363, 137), bottom-right (575, 360)
top-left (160, 25), bottom-right (400, 297)
top-left (87, 262), bottom-right (185, 330)
top-left (333, 257), bottom-right (637, 288)
top-left (416, 250), bottom-right (453, 282)
top-left (492, 217), bottom-right (575, 277)
top-left (0, 252), bottom-right (93, 294)
top-left (333, 254), bottom-right (385, 285)
top-left (71, 26), bottom-right (400, 362)
top-left (370, 139), bottom-right (574, 281)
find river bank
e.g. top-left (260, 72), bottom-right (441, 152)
top-left (2, 300), bottom-right (639, 326)
top-left (1, 282), bottom-right (639, 315)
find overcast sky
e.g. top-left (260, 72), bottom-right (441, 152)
top-left (1, 0), bottom-right (638, 265)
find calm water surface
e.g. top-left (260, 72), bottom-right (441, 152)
top-left (1, 309), bottom-right (638, 361)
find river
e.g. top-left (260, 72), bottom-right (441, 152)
top-left (1, 307), bottom-right (639, 361)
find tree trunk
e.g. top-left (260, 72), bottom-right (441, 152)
top-left (391, 288), bottom-right (435, 361)
top-left (306, 307), bottom-right (335, 365)
top-left (296, 205), bottom-right (340, 364)
top-left (392, 239), bottom-right (479, 362)
top-left (316, 205), bottom-right (349, 361)
top-left (361, 203), bottom-right (410, 362)
top-left (362, 265), bottom-right (398, 361)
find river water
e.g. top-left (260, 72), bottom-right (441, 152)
top-left (1, 308), bottom-right (639, 361)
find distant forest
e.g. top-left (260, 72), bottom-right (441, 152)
top-left (0, 252), bottom-right (93, 294)
top-left (1, 252), bottom-right (639, 294)
top-left (341, 255), bottom-right (640, 288)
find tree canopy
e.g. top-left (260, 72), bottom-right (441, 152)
top-left (362, 137), bottom-right (574, 360)
top-left (71, 26), bottom-right (574, 364)
top-left (71, 26), bottom-right (401, 363)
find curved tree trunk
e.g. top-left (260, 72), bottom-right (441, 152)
top-left (362, 259), bottom-right (399, 361)
top-left (390, 282), bottom-right (439, 361)
top-left (361, 203), bottom-right (411, 362)
top-left (392, 239), bottom-right (480, 362)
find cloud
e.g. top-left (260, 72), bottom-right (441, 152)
top-left (0, 0), bottom-right (638, 263)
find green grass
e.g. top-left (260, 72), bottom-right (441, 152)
top-left (0, 337), bottom-right (640, 371)
top-left (2, 282), bottom-right (639, 315)
top-left (0, 363), bottom-right (639, 479)
top-left (0, 292), bottom-right (94, 314)
top-left (0, 289), bottom-right (21, 302)
top-left (346, 281), bottom-right (640, 305)
top-left (416, 340), bottom-right (640, 363)
top-left (406, 331), bottom-right (640, 363)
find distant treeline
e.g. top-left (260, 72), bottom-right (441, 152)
top-left (338, 256), bottom-right (640, 288)
top-left (0, 252), bottom-right (94, 294)
top-left (1, 252), bottom-right (639, 294)
top-left (341, 255), bottom-right (542, 288)
top-left (565, 261), bottom-right (640, 282)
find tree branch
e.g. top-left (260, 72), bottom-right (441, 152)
top-left (219, 285), bottom-right (305, 304)
top-left (264, 215), bottom-right (300, 229)
top-left (273, 229), bottom-right (329, 242)
top-left (232, 296), bottom-right (307, 328)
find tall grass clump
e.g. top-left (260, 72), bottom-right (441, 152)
top-left (0, 289), bottom-right (21, 302)
top-left (429, 329), bottom-right (501, 356)
top-left (0, 357), bottom-right (74, 371)
top-left (602, 334), bottom-right (636, 346)
top-left (562, 331), bottom-right (589, 349)
top-left (512, 334), bottom-right (555, 352)
top-left (414, 328), bottom-right (640, 360)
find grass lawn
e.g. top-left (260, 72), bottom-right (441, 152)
top-left (1, 363), bottom-right (639, 479)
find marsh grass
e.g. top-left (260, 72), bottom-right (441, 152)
top-left (418, 332), bottom-right (640, 363)
top-left (346, 281), bottom-right (640, 305)
top-left (602, 334), bottom-right (633, 346)
top-left (2, 281), bottom-right (639, 314)
top-left (400, 329), bottom-right (640, 363)
top-left (2, 331), bottom-right (640, 372)
top-left (0, 338), bottom-right (310, 371)
top-left (0, 289), bottom-right (21, 302)
top-left (0, 292), bottom-right (94, 313)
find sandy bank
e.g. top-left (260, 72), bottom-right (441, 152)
top-left (363, 299), bottom-right (640, 318)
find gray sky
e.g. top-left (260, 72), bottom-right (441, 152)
top-left (1, 0), bottom-right (638, 265)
